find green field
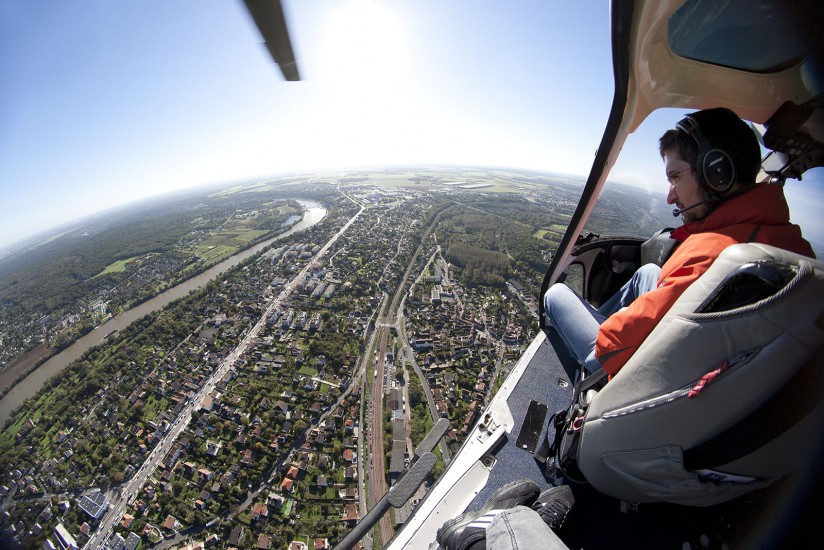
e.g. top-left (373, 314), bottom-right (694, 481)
top-left (95, 256), bottom-right (141, 277)
top-left (298, 366), bottom-right (318, 377)
top-left (192, 229), bottom-right (270, 263)
top-left (195, 244), bottom-right (237, 262)
top-left (209, 182), bottom-right (273, 197)
top-left (228, 229), bottom-right (268, 244)
top-left (535, 223), bottom-right (569, 242)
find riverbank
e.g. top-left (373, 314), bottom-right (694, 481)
top-left (0, 343), bottom-right (52, 400)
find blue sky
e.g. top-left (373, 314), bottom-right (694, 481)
top-left (1, 1), bottom-right (822, 251)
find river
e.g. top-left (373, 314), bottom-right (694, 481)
top-left (0, 200), bottom-right (327, 424)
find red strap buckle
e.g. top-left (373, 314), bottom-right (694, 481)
top-left (688, 360), bottom-right (730, 399)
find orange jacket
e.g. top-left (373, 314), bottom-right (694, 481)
top-left (595, 183), bottom-right (815, 376)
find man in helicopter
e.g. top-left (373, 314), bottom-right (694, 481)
top-left (544, 107), bottom-right (815, 378)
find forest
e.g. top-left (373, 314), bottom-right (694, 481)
top-left (436, 195), bottom-right (564, 294)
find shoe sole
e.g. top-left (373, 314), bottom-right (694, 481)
top-left (437, 509), bottom-right (501, 550)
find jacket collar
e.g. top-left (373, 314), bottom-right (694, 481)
top-left (670, 183), bottom-right (788, 242)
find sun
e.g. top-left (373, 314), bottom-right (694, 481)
top-left (307, 1), bottom-right (415, 164)
top-left (320, 1), bottom-right (408, 90)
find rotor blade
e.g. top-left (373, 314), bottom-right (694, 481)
top-left (242, 0), bottom-right (301, 81)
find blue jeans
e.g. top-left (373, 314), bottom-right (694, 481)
top-left (543, 264), bottom-right (661, 373)
top-left (486, 506), bottom-right (568, 549)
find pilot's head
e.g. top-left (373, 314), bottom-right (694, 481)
top-left (659, 107), bottom-right (761, 223)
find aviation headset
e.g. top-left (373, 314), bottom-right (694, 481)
top-left (675, 115), bottom-right (737, 194)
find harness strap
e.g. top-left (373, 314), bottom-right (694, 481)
top-left (534, 368), bottom-right (608, 464)
top-left (747, 224), bottom-right (762, 243)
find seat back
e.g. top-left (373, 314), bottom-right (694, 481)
top-left (639, 227), bottom-right (677, 266)
top-left (576, 243), bottom-right (824, 506)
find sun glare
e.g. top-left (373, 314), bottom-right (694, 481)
top-left (306, 1), bottom-right (418, 165)
top-left (321, 1), bottom-right (408, 87)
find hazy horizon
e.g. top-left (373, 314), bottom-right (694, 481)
top-left (3, 1), bottom-right (822, 253)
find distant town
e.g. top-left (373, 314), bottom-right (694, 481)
top-left (0, 168), bottom-right (673, 549)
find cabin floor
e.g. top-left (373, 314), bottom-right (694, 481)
top-left (448, 328), bottom-right (822, 549)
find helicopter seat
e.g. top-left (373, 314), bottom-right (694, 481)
top-left (574, 242), bottom-right (824, 506)
top-left (639, 227), bottom-right (678, 267)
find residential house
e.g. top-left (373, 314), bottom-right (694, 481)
top-left (163, 515), bottom-right (176, 532)
top-left (341, 504), bottom-right (359, 525)
top-left (228, 526), bottom-right (244, 547)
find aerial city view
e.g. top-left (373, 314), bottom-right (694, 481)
top-left (0, 168), bottom-right (675, 549)
top-left (3, 1), bottom-right (824, 549)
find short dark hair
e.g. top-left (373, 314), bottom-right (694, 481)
top-left (659, 107), bottom-right (762, 187)
top-left (659, 128), bottom-right (698, 170)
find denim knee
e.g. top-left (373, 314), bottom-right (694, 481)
top-left (635, 263), bottom-right (662, 289)
top-left (543, 283), bottom-right (574, 325)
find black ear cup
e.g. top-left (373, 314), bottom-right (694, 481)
top-left (700, 147), bottom-right (735, 193)
top-left (676, 115), bottom-right (737, 194)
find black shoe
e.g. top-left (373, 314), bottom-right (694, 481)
top-left (436, 509), bottom-right (499, 550)
top-left (485, 479), bottom-right (540, 509)
top-left (436, 480), bottom-right (540, 549)
top-left (531, 485), bottom-right (575, 531)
